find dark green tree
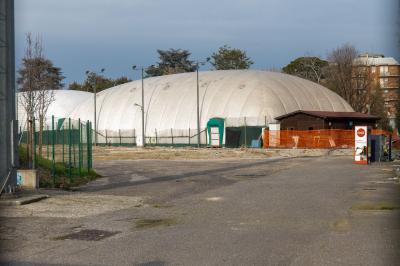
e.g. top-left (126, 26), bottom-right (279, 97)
top-left (282, 56), bottom-right (328, 84)
top-left (69, 73), bottom-right (131, 92)
top-left (145, 49), bottom-right (197, 77)
top-left (210, 45), bottom-right (253, 70)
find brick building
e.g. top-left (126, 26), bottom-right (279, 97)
top-left (354, 54), bottom-right (400, 128)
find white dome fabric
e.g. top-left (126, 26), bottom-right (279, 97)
top-left (68, 70), bottom-right (353, 139)
top-left (17, 90), bottom-right (92, 131)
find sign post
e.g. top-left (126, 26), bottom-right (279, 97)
top-left (354, 126), bottom-right (368, 165)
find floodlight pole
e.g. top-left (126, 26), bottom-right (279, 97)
top-left (88, 68), bottom-right (104, 146)
top-left (94, 83), bottom-right (97, 146)
top-left (196, 62), bottom-right (200, 148)
top-left (141, 67), bottom-right (145, 147)
top-left (132, 65), bottom-right (146, 147)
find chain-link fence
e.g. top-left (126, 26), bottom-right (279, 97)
top-left (19, 116), bottom-right (93, 183)
top-left (94, 128), bottom-right (209, 147)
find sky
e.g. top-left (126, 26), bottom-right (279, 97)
top-left (15, 0), bottom-right (399, 85)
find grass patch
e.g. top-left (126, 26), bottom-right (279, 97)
top-left (331, 218), bottom-right (351, 232)
top-left (134, 218), bottom-right (177, 229)
top-left (19, 146), bottom-right (100, 189)
top-left (351, 202), bottom-right (400, 211)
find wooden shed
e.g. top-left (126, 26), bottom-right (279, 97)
top-left (275, 110), bottom-right (380, 130)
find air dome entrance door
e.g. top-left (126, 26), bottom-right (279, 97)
top-left (207, 118), bottom-right (224, 147)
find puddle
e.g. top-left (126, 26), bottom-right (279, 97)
top-left (134, 218), bottom-right (177, 229)
top-left (53, 229), bottom-right (120, 241)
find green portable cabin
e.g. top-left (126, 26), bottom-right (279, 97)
top-left (207, 118), bottom-right (225, 147)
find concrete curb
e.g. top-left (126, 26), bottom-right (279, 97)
top-left (0, 194), bottom-right (49, 206)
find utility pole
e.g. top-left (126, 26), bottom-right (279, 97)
top-left (141, 67), bottom-right (145, 147)
top-left (195, 59), bottom-right (210, 148)
top-left (86, 68), bottom-right (105, 146)
top-left (132, 65), bottom-right (145, 147)
top-left (196, 62), bottom-right (200, 148)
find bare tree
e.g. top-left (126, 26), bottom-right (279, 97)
top-left (325, 44), bottom-right (371, 112)
top-left (18, 34), bottom-right (40, 167)
top-left (18, 33), bottom-right (64, 162)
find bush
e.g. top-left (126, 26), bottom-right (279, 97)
top-left (18, 146), bottom-right (99, 189)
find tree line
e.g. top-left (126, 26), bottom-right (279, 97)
top-left (68, 45), bottom-right (254, 93)
top-left (282, 44), bottom-right (390, 130)
top-left (17, 33), bottom-right (394, 136)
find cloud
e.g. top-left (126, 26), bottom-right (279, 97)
top-left (14, 0), bottom-right (398, 83)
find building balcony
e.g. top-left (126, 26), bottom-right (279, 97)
top-left (379, 72), bottom-right (400, 77)
top-left (380, 85), bottom-right (399, 89)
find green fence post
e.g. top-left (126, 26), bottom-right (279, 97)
top-left (52, 116), bottom-right (56, 184)
top-left (68, 118), bottom-right (72, 181)
top-left (62, 123), bottom-right (65, 164)
top-left (133, 128), bottom-right (136, 147)
top-left (155, 129), bottom-right (158, 145)
top-left (86, 121), bottom-right (90, 172)
top-left (171, 128), bottom-right (174, 145)
top-left (78, 119), bottom-right (82, 177)
top-left (188, 128), bottom-right (191, 146)
top-left (90, 122), bottom-right (93, 169)
top-left (244, 117), bottom-right (247, 148)
top-left (33, 117), bottom-right (36, 169)
top-left (119, 129), bottom-right (122, 146)
top-left (72, 122), bottom-right (76, 170)
top-left (87, 121), bottom-right (92, 170)
top-left (46, 125), bottom-right (49, 159)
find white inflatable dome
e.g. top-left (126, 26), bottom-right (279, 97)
top-left (18, 70), bottom-right (354, 143)
top-left (17, 90), bottom-right (92, 131)
top-left (68, 70), bottom-right (353, 137)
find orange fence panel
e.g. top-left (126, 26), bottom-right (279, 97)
top-left (264, 129), bottom-right (355, 149)
top-left (264, 129), bottom-right (394, 149)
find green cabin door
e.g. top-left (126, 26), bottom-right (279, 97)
top-left (210, 127), bottom-right (220, 147)
top-left (207, 118), bottom-right (224, 147)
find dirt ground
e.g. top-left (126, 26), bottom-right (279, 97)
top-left (92, 146), bottom-right (353, 160)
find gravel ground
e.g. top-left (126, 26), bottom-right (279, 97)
top-left (93, 146), bottom-right (353, 161)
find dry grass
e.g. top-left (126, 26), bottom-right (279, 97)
top-left (93, 146), bottom-right (276, 161)
top-left (134, 218), bottom-right (177, 229)
top-left (92, 146), bottom-right (351, 161)
top-left (351, 202), bottom-right (400, 211)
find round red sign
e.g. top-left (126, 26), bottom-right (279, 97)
top-left (357, 128), bottom-right (365, 137)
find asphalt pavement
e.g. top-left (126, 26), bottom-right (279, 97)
top-left (1, 155), bottom-right (399, 265)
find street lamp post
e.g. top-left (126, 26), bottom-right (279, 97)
top-left (196, 63), bottom-right (200, 148)
top-left (196, 59), bottom-right (209, 148)
top-left (132, 66), bottom-right (145, 147)
top-left (86, 68), bottom-right (105, 146)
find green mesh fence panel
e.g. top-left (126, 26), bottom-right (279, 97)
top-left (19, 116), bottom-right (93, 183)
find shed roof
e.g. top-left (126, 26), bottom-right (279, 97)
top-left (275, 110), bottom-right (380, 120)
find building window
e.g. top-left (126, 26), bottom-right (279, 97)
top-left (380, 66), bottom-right (389, 76)
top-left (380, 78), bottom-right (389, 88)
top-left (371, 66), bottom-right (376, 73)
